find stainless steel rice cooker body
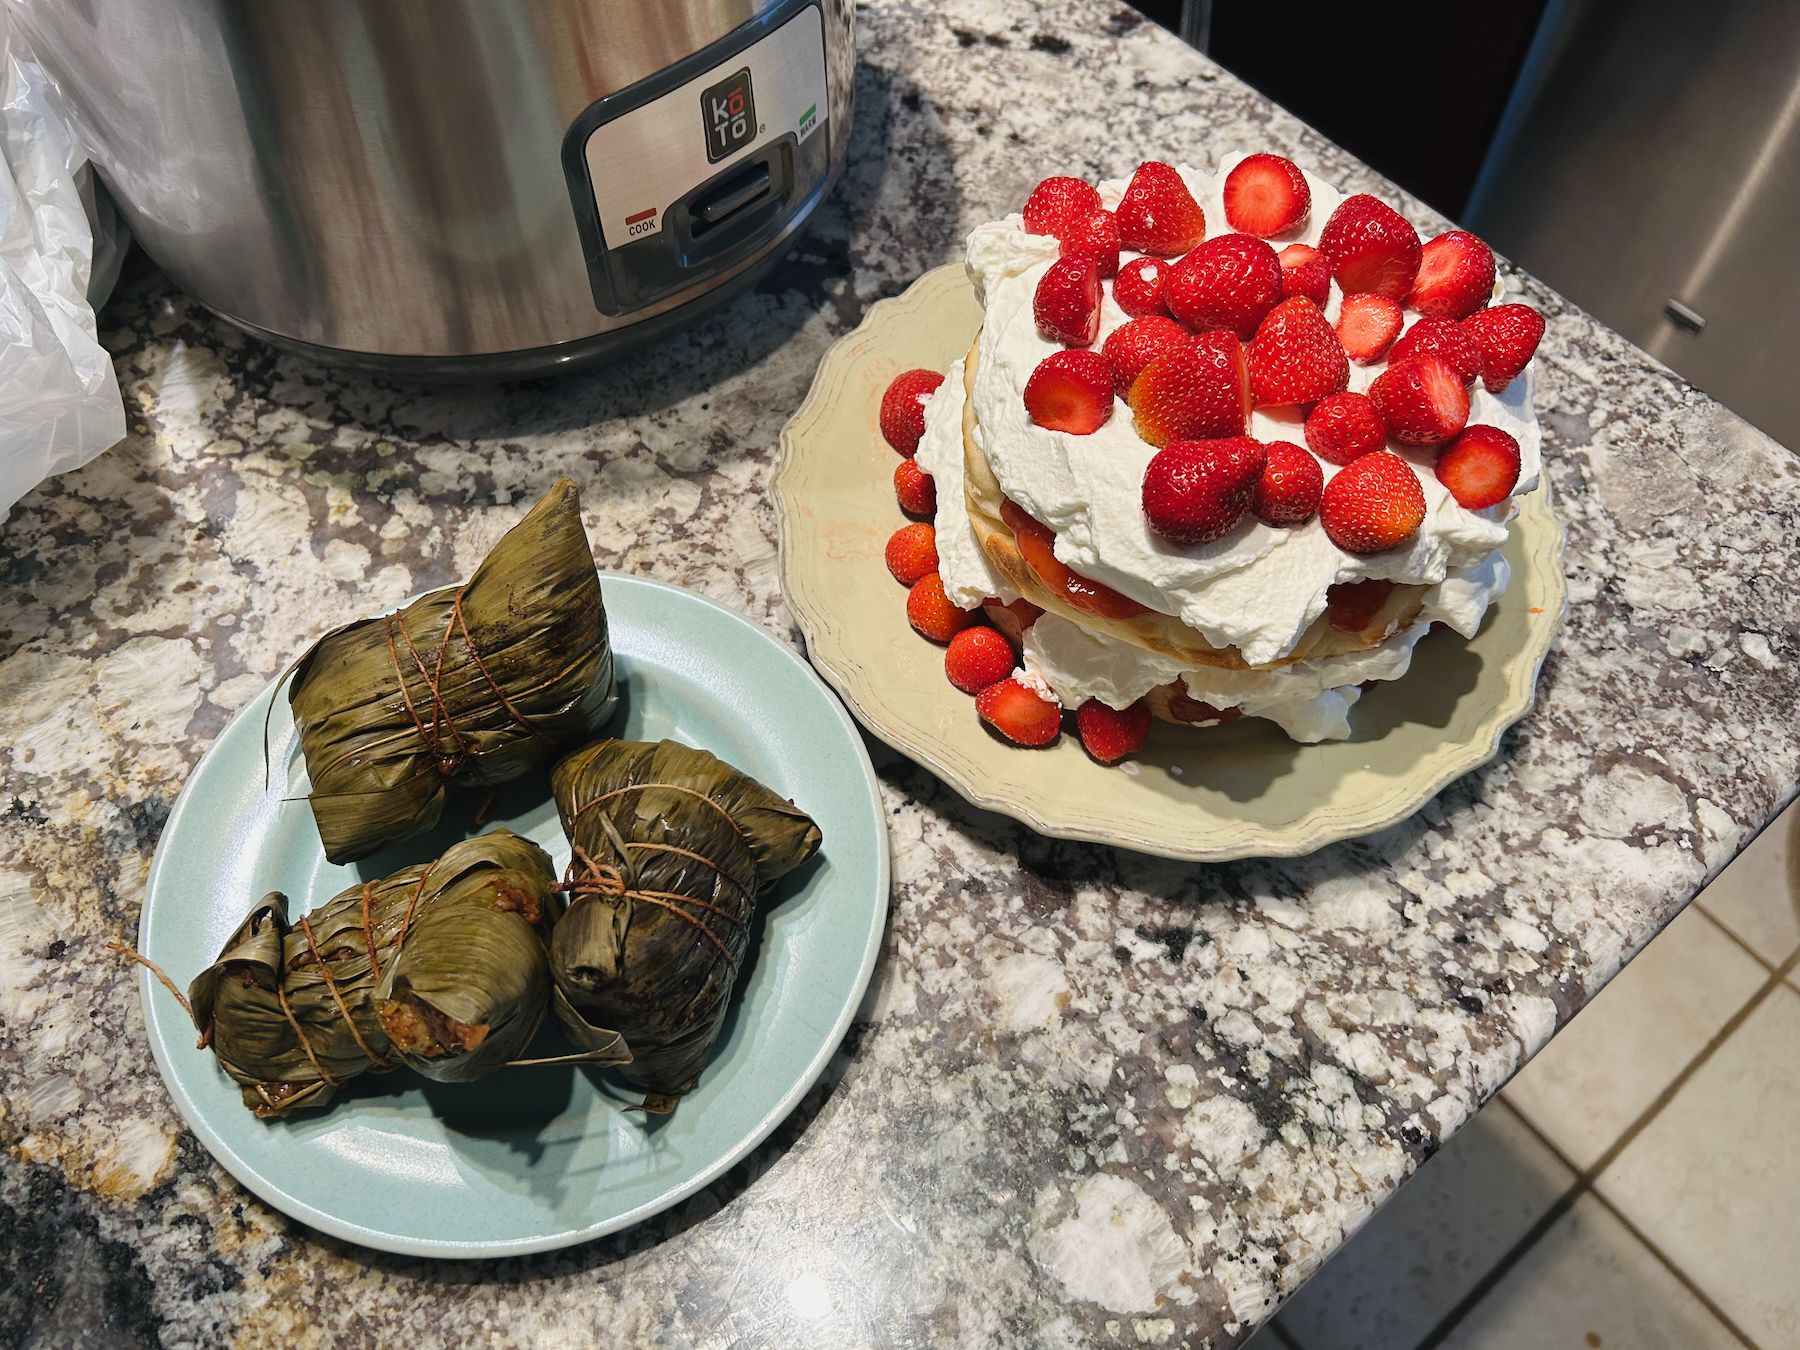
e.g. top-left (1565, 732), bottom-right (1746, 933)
top-left (17, 0), bottom-right (853, 375)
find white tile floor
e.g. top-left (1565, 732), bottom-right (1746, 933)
top-left (1247, 800), bottom-right (1800, 1350)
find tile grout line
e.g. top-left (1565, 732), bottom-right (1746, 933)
top-left (1415, 956), bottom-right (1799, 1350)
top-left (1691, 898), bottom-right (1782, 972)
top-left (1494, 1100), bottom-right (1764, 1350)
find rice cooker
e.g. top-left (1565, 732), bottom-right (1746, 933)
top-left (15, 0), bottom-right (854, 377)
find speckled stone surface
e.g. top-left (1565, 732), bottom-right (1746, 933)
top-left (4, 2), bottom-right (1799, 1346)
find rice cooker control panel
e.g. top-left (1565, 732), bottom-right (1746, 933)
top-left (564, 5), bottom-right (831, 316)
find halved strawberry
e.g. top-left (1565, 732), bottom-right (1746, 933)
top-left (1317, 194), bottom-right (1421, 300)
top-left (1436, 424), bottom-right (1522, 509)
top-left (1034, 256), bottom-right (1102, 347)
top-left (1102, 316), bottom-right (1196, 398)
top-left (1247, 296), bottom-right (1349, 407)
top-left (1461, 303), bottom-right (1545, 393)
top-left (1164, 233), bottom-right (1284, 340)
top-left (945, 627), bottom-right (1016, 694)
top-left (1140, 437), bottom-right (1267, 544)
top-left (1326, 578), bottom-right (1397, 632)
top-left (1023, 349), bottom-right (1115, 434)
top-left (1223, 154), bottom-right (1311, 237)
top-left (1388, 317), bottom-right (1482, 386)
top-left (983, 597), bottom-right (1044, 646)
top-left (894, 458), bottom-right (936, 516)
top-left (1127, 331), bottom-right (1250, 445)
top-left (1113, 257), bottom-right (1170, 318)
top-left (1319, 451), bottom-right (1426, 554)
top-left (1022, 176), bottom-right (1102, 239)
top-left (1368, 356), bottom-right (1470, 446)
top-left (1166, 689), bottom-right (1243, 726)
top-left (1114, 161), bottom-right (1206, 257)
top-left (1000, 499), bottom-right (1148, 619)
top-left (1060, 209), bottom-right (1122, 278)
top-left (976, 678), bottom-right (1062, 747)
top-left (1253, 440), bottom-right (1323, 526)
top-left (1277, 243), bottom-right (1332, 308)
top-left (1075, 698), bottom-right (1152, 763)
top-left (879, 369), bottom-right (943, 456)
top-left (1410, 230), bottom-right (1495, 320)
top-left (906, 572), bottom-right (971, 643)
top-left (1304, 391), bottom-right (1387, 466)
top-left (1336, 292), bottom-right (1404, 364)
top-left (885, 522), bottom-right (937, 585)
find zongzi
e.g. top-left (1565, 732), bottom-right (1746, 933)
top-left (289, 479), bottom-right (616, 864)
top-left (548, 738), bottom-right (822, 1112)
top-left (187, 831), bottom-right (581, 1117)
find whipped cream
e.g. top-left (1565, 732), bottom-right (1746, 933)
top-left (915, 358), bottom-right (1016, 608)
top-left (963, 153), bottom-right (1542, 668)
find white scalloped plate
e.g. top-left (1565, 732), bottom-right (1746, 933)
top-left (774, 265), bottom-right (1566, 860)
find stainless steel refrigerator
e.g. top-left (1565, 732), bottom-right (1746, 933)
top-left (1469, 0), bottom-right (1800, 451)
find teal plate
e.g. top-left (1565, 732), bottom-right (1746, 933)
top-left (134, 574), bottom-right (890, 1258)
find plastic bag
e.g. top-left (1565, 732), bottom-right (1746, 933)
top-left (0, 28), bottom-right (124, 521)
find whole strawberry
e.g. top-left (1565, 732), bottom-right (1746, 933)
top-left (1164, 233), bottom-right (1284, 340)
top-left (1304, 391), bottom-right (1387, 466)
top-left (885, 523), bottom-right (938, 585)
top-left (1388, 317), bottom-right (1483, 386)
top-left (906, 572), bottom-right (971, 643)
top-left (894, 458), bottom-right (936, 516)
top-left (1278, 244), bottom-right (1332, 308)
top-left (1114, 161), bottom-right (1206, 257)
top-left (1060, 209), bottom-right (1122, 278)
top-left (1411, 230), bottom-right (1495, 320)
top-left (1319, 451), bottom-right (1426, 554)
top-left (1024, 349), bottom-right (1115, 434)
top-left (1141, 437), bottom-right (1267, 545)
top-left (1127, 330), bottom-right (1249, 445)
top-left (1317, 194), bottom-right (1421, 300)
top-left (1034, 256), bottom-right (1102, 347)
top-left (1075, 698), bottom-right (1153, 764)
top-left (1248, 296), bottom-right (1349, 407)
top-left (1368, 356), bottom-right (1470, 447)
top-left (1462, 303), bottom-right (1545, 393)
top-left (1113, 257), bottom-right (1170, 318)
top-left (945, 627), bottom-right (1016, 694)
top-left (1253, 440), bottom-right (1323, 526)
top-left (1103, 315), bottom-right (1197, 398)
top-left (1023, 176), bottom-right (1102, 239)
top-left (879, 368), bottom-right (943, 456)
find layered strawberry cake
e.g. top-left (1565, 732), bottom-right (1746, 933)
top-left (879, 151), bottom-right (1546, 763)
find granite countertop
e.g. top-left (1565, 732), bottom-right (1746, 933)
top-left (4, 1), bottom-right (1800, 1346)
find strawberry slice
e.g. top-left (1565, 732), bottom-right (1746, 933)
top-left (1127, 331), bottom-right (1250, 446)
top-left (1277, 243), bottom-right (1332, 308)
top-left (1164, 233), bottom-right (1284, 340)
top-left (1461, 303), bottom-right (1545, 393)
top-left (1102, 315), bottom-right (1197, 398)
top-left (1319, 451), bottom-right (1426, 554)
top-left (1388, 317), bottom-right (1482, 386)
top-left (1247, 296), bottom-right (1349, 407)
top-left (879, 369), bottom-right (943, 456)
top-left (1435, 425), bottom-right (1522, 509)
top-left (1114, 161), bottom-right (1206, 257)
top-left (1317, 194), bottom-right (1421, 300)
top-left (1060, 209), bottom-right (1122, 278)
top-left (1253, 440), bottom-right (1323, 526)
top-left (976, 677), bottom-right (1063, 747)
top-left (1022, 176), bottom-right (1102, 239)
top-left (1410, 230), bottom-right (1496, 320)
top-left (1223, 154), bottom-right (1311, 237)
top-left (1075, 698), bottom-right (1153, 764)
top-left (1368, 356), bottom-right (1470, 447)
top-left (1023, 350), bottom-right (1115, 434)
top-left (1326, 578), bottom-right (1397, 632)
top-left (1304, 391), bottom-right (1387, 466)
top-left (1140, 437), bottom-right (1267, 545)
top-left (1000, 499), bottom-right (1148, 619)
top-left (1113, 257), bottom-right (1170, 318)
top-left (1336, 293), bottom-right (1404, 364)
top-left (945, 627), bottom-right (1016, 694)
top-left (1034, 256), bottom-right (1102, 347)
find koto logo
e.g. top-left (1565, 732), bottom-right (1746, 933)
top-left (701, 68), bottom-right (756, 163)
